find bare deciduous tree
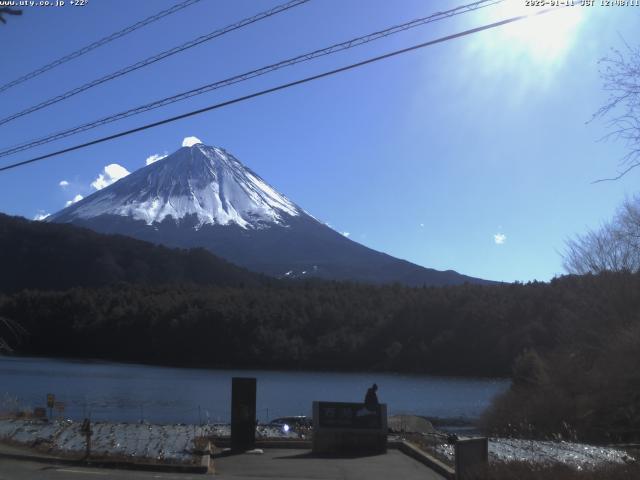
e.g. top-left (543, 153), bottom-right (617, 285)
top-left (570, 44), bottom-right (640, 272)
top-left (564, 196), bottom-right (640, 274)
top-left (593, 42), bottom-right (640, 181)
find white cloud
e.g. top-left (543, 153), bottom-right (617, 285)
top-left (33, 211), bottom-right (50, 221)
top-left (182, 136), bottom-right (203, 147)
top-left (65, 194), bottom-right (84, 207)
top-left (494, 233), bottom-right (507, 245)
top-left (58, 180), bottom-right (69, 188)
top-left (419, 223), bottom-right (425, 228)
top-left (91, 163), bottom-right (130, 190)
top-left (145, 153), bottom-right (167, 166)
top-left (342, 232), bottom-right (351, 237)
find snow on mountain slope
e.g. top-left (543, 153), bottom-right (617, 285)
top-left (50, 143), bottom-right (301, 229)
top-left (49, 141), bottom-right (492, 286)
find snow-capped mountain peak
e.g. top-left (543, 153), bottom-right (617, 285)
top-left (49, 144), bottom-right (301, 229)
top-left (48, 140), bottom-right (490, 286)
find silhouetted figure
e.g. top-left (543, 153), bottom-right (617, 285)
top-left (0, 8), bottom-right (22, 24)
top-left (364, 383), bottom-right (379, 410)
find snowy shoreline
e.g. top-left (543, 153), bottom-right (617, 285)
top-left (0, 418), bottom-right (634, 469)
top-left (0, 418), bottom-right (299, 464)
top-left (433, 437), bottom-right (635, 470)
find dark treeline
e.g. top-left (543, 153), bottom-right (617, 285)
top-left (0, 213), bottom-right (266, 293)
top-left (480, 271), bottom-right (640, 443)
top-left (3, 272), bottom-right (640, 442)
top-left (2, 281), bottom-right (527, 375)
top-left (1, 272), bottom-right (636, 380)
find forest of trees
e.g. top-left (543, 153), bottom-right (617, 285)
top-left (480, 271), bottom-right (640, 442)
top-left (477, 199), bottom-right (640, 443)
top-left (2, 270), bottom-right (639, 443)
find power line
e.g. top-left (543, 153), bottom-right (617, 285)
top-left (0, 0), bottom-right (503, 159)
top-left (0, 0), bottom-right (310, 127)
top-left (0, 0), bottom-right (203, 94)
top-left (0, 7), bottom-right (558, 174)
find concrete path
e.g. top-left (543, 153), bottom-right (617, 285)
top-left (214, 448), bottom-right (446, 480)
top-left (0, 457), bottom-right (202, 480)
top-left (0, 448), bottom-right (446, 480)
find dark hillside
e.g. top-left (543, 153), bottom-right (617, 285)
top-left (0, 214), bottom-right (266, 293)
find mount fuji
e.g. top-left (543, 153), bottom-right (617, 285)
top-left (49, 141), bottom-right (488, 286)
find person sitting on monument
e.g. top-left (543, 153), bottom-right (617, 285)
top-left (364, 383), bottom-right (379, 411)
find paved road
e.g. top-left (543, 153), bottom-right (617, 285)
top-left (0, 449), bottom-right (446, 480)
top-left (215, 448), bottom-right (445, 480)
top-left (0, 458), bottom-right (202, 480)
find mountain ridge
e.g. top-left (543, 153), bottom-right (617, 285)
top-left (0, 213), bottom-right (266, 293)
top-left (49, 144), bottom-right (302, 229)
top-left (50, 142), bottom-right (492, 286)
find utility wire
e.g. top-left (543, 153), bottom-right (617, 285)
top-left (0, 0), bottom-right (203, 94)
top-left (0, 0), bottom-right (310, 127)
top-left (0, 0), bottom-right (503, 159)
top-left (0, 7), bottom-right (558, 174)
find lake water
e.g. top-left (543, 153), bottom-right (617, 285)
top-left (0, 356), bottom-right (509, 426)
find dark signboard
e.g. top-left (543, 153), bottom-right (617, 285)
top-left (455, 437), bottom-right (489, 479)
top-left (231, 377), bottom-right (257, 451)
top-left (317, 401), bottom-right (382, 429)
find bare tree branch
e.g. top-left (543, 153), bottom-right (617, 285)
top-left (592, 42), bottom-right (640, 181)
top-left (564, 196), bottom-right (640, 274)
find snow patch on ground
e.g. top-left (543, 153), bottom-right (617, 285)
top-left (0, 418), bottom-right (633, 470)
top-left (433, 437), bottom-right (634, 470)
top-left (0, 419), bottom-right (301, 464)
top-left (0, 419), bottom-right (201, 463)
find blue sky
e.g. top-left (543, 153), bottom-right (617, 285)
top-left (0, 0), bottom-right (638, 282)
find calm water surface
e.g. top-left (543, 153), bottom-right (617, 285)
top-left (0, 356), bottom-right (509, 425)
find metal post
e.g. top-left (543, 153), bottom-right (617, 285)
top-left (81, 418), bottom-right (92, 459)
top-left (455, 437), bottom-right (488, 480)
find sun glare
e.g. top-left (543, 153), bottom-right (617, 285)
top-left (500, 2), bottom-right (584, 61)
top-left (473, 0), bottom-right (586, 66)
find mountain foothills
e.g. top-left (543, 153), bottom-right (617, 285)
top-left (0, 213), bottom-right (266, 293)
top-left (48, 142), bottom-right (488, 286)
